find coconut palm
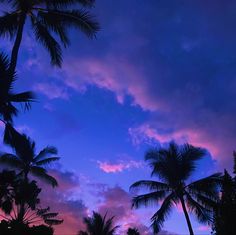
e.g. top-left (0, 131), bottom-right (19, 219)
top-left (0, 133), bottom-right (59, 187)
top-left (78, 211), bottom-right (119, 235)
top-left (0, 0), bottom-right (99, 73)
top-left (130, 142), bottom-right (222, 235)
top-left (0, 52), bottom-right (34, 123)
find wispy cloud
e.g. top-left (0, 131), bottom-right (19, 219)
top-left (97, 160), bottom-right (143, 173)
top-left (33, 82), bottom-right (69, 100)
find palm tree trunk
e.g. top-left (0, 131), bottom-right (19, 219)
top-left (9, 13), bottom-right (26, 75)
top-left (18, 171), bottom-right (28, 223)
top-left (180, 196), bottom-right (194, 235)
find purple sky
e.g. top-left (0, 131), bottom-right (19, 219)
top-left (1, 0), bottom-right (236, 234)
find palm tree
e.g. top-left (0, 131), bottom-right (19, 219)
top-left (130, 142), bottom-right (222, 235)
top-left (0, 0), bottom-right (100, 73)
top-left (0, 52), bottom-right (34, 124)
top-left (0, 133), bottom-right (59, 187)
top-left (127, 227), bottom-right (140, 235)
top-left (78, 211), bottom-right (119, 235)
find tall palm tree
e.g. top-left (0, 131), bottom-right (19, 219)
top-left (0, 133), bottom-right (59, 187)
top-left (0, 52), bottom-right (34, 124)
top-left (78, 211), bottom-right (119, 235)
top-left (0, 0), bottom-right (99, 73)
top-left (130, 142), bottom-right (222, 235)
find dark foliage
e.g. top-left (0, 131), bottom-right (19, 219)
top-left (0, 220), bottom-right (54, 235)
top-left (0, 170), bottom-right (63, 226)
top-left (0, 0), bottom-right (100, 72)
top-left (0, 52), bottom-right (34, 123)
top-left (127, 227), bottom-right (140, 235)
top-left (0, 128), bottom-right (59, 187)
top-left (212, 155), bottom-right (236, 235)
top-left (78, 211), bottom-right (119, 235)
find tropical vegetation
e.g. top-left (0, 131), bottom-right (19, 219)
top-left (0, 0), bottom-right (235, 234)
top-left (0, 0), bottom-right (100, 72)
top-left (78, 211), bottom-right (119, 235)
top-left (130, 142), bottom-right (222, 235)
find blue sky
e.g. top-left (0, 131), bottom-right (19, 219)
top-left (1, 0), bottom-right (236, 234)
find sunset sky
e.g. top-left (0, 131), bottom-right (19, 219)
top-left (1, 0), bottom-right (236, 234)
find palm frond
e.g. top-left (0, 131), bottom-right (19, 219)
top-left (44, 218), bottom-right (63, 225)
top-left (130, 180), bottom-right (169, 192)
top-left (151, 193), bottom-right (175, 234)
top-left (3, 123), bottom-right (22, 147)
top-left (0, 52), bottom-right (15, 93)
top-left (38, 9), bottom-right (99, 38)
top-left (44, 0), bottom-right (95, 8)
top-left (32, 19), bottom-right (62, 67)
top-left (132, 191), bottom-right (167, 209)
top-left (35, 157), bottom-right (60, 166)
top-left (0, 12), bottom-right (18, 38)
top-left (30, 166), bottom-right (58, 187)
top-left (34, 146), bottom-right (58, 162)
top-left (0, 153), bottom-right (22, 169)
top-left (1, 102), bottom-right (18, 123)
top-left (42, 212), bottom-right (59, 219)
top-left (38, 11), bottom-right (70, 47)
top-left (0, 52), bottom-right (10, 77)
top-left (185, 192), bottom-right (213, 224)
top-left (9, 91), bottom-right (35, 103)
top-left (37, 207), bottom-right (50, 216)
top-left (187, 173), bottom-right (222, 199)
top-left (179, 144), bottom-right (206, 180)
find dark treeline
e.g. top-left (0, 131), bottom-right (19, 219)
top-left (0, 1), bottom-right (235, 235)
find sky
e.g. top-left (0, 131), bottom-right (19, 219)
top-left (1, 0), bottom-right (236, 234)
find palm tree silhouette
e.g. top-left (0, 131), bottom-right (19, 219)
top-left (130, 142), bottom-right (222, 235)
top-left (78, 211), bottom-right (119, 235)
top-left (0, 133), bottom-right (59, 187)
top-left (0, 52), bottom-right (34, 124)
top-left (0, 0), bottom-right (100, 73)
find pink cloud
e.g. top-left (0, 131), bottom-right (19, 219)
top-left (97, 160), bottom-right (143, 173)
top-left (38, 168), bottom-right (88, 235)
top-left (60, 57), bottom-right (162, 111)
top-left (33, 82), bottom-right (69, 100)
top-left (128, 123), bottom-right (220, 156)
top-left (197, 225), bottom-right (210, 232)
top-left (97, 185), bottom-right (151, 235)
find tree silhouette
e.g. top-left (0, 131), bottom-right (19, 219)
top-left (127, 227), bottom-right (140, 235)
top-left (0, 170), bottom-right (16, 215)
top-left (0, 171), bottom-right (63, 235)
top-left (0, 133), bottom-right (59, 187)
top-left (0, 52), bottom-right (34, 123)
top-left (0, 0), bottom-right (100, 73)
top-left (130, 142), bottom-right (222, 235)
top-left (78, 211), bottom-right (119, 235)
top-left (212, 154), bottom-right (236, 235)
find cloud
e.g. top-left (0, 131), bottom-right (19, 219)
top-left (97, 160), bottom-right (143, 173)
top-left (128, 123), bottom-right (219, 156)
top-left (38, 168), bottom-right (88, 235)
top-left (59, 57), bottom-right (160, 111)
top-left (33, 82), bottom-right (69, 100)
top-left (197, 225), bottom-right (211, 232)
top-left (12, 0), bottom-right (236, 169)
top-left (96, 185), bottom-right (152, 235)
